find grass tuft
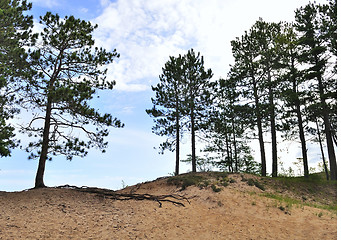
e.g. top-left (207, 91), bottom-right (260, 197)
top-left (167, 174), bottom-right (204, 190)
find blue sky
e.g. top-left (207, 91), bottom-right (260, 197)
top-left (1, 0), bottom-right (329, 191)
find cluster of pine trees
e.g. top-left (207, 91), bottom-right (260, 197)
top-left (148, 0), bottom-right (337, 180)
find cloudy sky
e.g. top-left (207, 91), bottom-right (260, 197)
top-left (1, 0), bottom-right (328, 191)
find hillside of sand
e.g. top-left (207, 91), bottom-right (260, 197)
top-left (0, 172), bottom-right (337, 239)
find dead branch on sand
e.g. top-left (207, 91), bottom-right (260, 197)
top-left (55, 185), bottom-right (191, 207)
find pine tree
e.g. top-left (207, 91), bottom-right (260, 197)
top-left (204, 77), bottom-right (256, 173)
top-left (254, 20), bottom-right (283, 177)
top-left (278, 23), bottom-right (310, 177)
top-left (146, 55), bottom-right (186, 175)
top-left (182, 49), bottom-right (213, 172)
top-left (295, 1), bottom-right (337, 180)
top-left (231, 27), bottom-right (268, 176)
top-left (0, 0), bottom-right (35, 156)
top-left (148, 49), bottom-right (213, 174)
top-left (19, 12), bottom-right (123, 188)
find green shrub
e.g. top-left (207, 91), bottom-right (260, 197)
top-left (198, 180), bottom-right (210, 189)
top-left (167, 174), bottom-right (204, 190)
top-left (254, 181), bottom-right (266, 191)
top-left (246, 178), bottom-right (265, 191)
top-left (221, 181), bottom-right (229, 187)
top-left (211, 184), bottom-right (222, 192)
top-left (241, 175), bottom-right (248, 182)
top-left (247, 178), bottom-right (255, 186)
top-left (229, 178), bottom-right (236, 183)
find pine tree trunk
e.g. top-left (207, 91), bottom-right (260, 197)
top-left (268, 72), bottom-right (278, 177)
top-left (316, 72), bottom-right (337, 180)
top-left (175, 105), bottom-right (180, 176)
top-left (316, 119), bottom-right (329, 180)
top-left (225, 133), bottom-right (232, 172)
top-left (323, 112), bottom-right (337, 180)
top-left (257, 117), bottom-right (267, 177)
top-left (232, 119), bottom-right (238, 173)
top-left (297, 104), bottom-right (309, 177)
top-left (191, 104), bottom-right (196, 172)
top-left (35, 96), bottom-right (52, 188)
top-left (291, 60), bottom-right (309, 178)
top-left (252, 77), bottom-right (266, 176)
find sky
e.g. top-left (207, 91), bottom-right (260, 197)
top-left (1, 0), bottom-right (332, 191)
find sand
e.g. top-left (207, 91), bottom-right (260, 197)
top-left (0, 174), bottom-right (336, 239)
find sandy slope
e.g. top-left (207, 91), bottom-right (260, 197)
top-left (0, 173), bottom-right (336, 239)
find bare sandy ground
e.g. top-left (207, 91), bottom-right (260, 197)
top-left (0, 174), bottom-right (336, 239)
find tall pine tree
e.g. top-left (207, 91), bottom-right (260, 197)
top-left (231, 27), bottom-right (268, 176)
top-left (147, 55), bottom-right (186, 175)
top-left (20, 13), bottom-right (123, 188)
top-left (295, 0), bottom-right (337, 180)
top-left (182, 49), bottom-right (213, 172)
top-left (277, 23), bottom-right (310, 177)
top-left (147, 49), bottom-right (212, 174)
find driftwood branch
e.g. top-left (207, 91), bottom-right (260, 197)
top-left (55, 185), bottom-right (190, 207)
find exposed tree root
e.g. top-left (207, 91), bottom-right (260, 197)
top-left (55, 185), bottom-right (190, 207)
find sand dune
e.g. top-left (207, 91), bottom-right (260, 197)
top-left (0, 173), bottom-right (336, 239)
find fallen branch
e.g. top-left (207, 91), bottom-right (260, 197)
top-left (55, 185), bottom-right (190, 207)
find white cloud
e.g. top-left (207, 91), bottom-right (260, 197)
top-left (92, 0), bottom-right (198, 92)
top-left (92, 0), bottom-right (327, 92)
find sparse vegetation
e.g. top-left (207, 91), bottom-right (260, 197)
top-left (261, 172), bottom-right (336, 210)
top-left (166, 172), bottom-right (336, 214)
top-left (244, 177), bottom-right (266, 191)
top-left (167, 174), bottom-right (204, 190)
top-left (166, 172), bottom-right (235, 192)
top-left (0, 173), bottom-right (336, 239)
top-left (211, 184), bottom-right (222, 192)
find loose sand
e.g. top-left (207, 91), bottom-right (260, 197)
top-left (0, 173), bottom-right (336, 239)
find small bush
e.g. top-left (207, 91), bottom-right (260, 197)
top-left (167, 174), bottom-right (204, 190)
top-left (254, 181), bottom-right (266, 191)
top-left (229, 178), bottom-right (236, 183)
top-left (246, 178), bottom-right (265, 191)
top-left (247, 178), bottom-right (255, 186)
top-left (217, 176), bottom-right (230, 187)
top-left (211, 184), bottom-right (222, 192)
top-left (241, 175), bottom-right (247, 182)
top-left (198, 180), bottom-right (210, 189)
top-left (221, 181), bottom-right (229, 187)
top-left (214, 172), bottom-right (229, 179)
